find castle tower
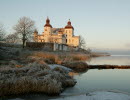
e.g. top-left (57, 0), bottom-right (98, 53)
top-left (64, 19), bottom-right (74, 45)
top-left (44, 17), bottom-right (52, 35)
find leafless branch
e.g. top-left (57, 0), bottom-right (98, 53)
top-left (13, 17), bottom-right (35, 48)
top-left (6, 33), bottom-right (18, 43)
top-left (79, 35), bottom-right (86, 49)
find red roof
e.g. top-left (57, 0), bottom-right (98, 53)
top-left (65, 19), bottom-right (74, 29)
top-left (44, 17), bottom-right (52, 28)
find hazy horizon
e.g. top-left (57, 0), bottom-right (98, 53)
top-left (0, 0), bottom-right (130, 51)
top-left (91, 48), bottom-right (130, 55)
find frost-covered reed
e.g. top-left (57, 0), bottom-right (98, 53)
top-left (0, 62), bottom-right (76, 96)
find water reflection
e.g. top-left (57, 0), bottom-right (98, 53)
top-left (63, 69), bottom-right (130, 95)
top-left (68, 69), bottom-right (88, 77)
top-left (68, 72), bottom-right (79, 77)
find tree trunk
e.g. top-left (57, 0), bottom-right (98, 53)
top-left (22, 39), bottom-right (25, 48)
top-left (22, 33), bottom-right (26, 48)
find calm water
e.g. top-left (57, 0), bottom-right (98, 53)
top-left (63, 69), bottom-right (130, 96)
top-left (62, 55), bottom-right (130, 96)
top-left (87, 55), bottom-right (130, 65)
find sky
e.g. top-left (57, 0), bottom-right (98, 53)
top-left (0, 0), bottom-right (130, 51)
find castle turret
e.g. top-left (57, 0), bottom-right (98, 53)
top-left (64, 19), bottom-right (74, 45)
top-left (64, 19), bottom-right (74, 36)
top-left (65, 19), bottom-right (74, 30)
top-left (44, 17), bottom-right (52, 35)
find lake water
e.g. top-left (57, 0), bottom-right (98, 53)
top-left (62, 55), bottom-right (130, 96)
top-left (63, 69), bottom-right (130, 96)
top-left (87, 55), bottom-right (130, 65)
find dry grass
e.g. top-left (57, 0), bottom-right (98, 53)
top-left (0, 62), bottom-right (76, 96)
top-left (29, 52), bottom-right (59, 64)
top-left (61, 53), bottom-right (90, 61)
top-left (0, 45), bottom-right (90, 65)
top-left (26, 51), bottom-right (90, 65)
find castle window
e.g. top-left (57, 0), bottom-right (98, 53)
top-left (66, 30), bottom-right (67, 33)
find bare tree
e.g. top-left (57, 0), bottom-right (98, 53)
top-left (79, 35), bottom-right (87, 49)
top-left (0, 23), bottom-right (6, 41)
top-left (14, 17), bottom-right (35, 48)
top-left (79, 35), bottom-right (91, 54)
top-left (6, 33), bottom-right (18, 43)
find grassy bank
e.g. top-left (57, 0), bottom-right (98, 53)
top-left (23, 51), bottom-right (90, 64)
top-left (0, 46), bottom-right (89, 97)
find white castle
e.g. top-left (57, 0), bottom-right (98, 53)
top-left (33, 17), bottom-right (80, 47)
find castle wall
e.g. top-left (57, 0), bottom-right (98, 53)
top-left (26, 42), bottom-right (54, 51)
top-left (26, 42), bottom-right (78, 51)
top-left (72, 36), bottom-right (80, 47)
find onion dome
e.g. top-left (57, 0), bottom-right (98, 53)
top-left (44, 17), bottom-right (52, 28)
top-left (65, 19), bottom-right (74, 30)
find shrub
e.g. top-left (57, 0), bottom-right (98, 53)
top-left (62, 61), bottom-right (89, 72)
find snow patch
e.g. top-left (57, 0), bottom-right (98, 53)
top-left (48, 64), bottom-right (72, 72)
top-left (51, 91), bottom-right (130, 100)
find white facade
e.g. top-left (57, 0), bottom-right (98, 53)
top-left (34, 18), bottom-right (79, 47)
